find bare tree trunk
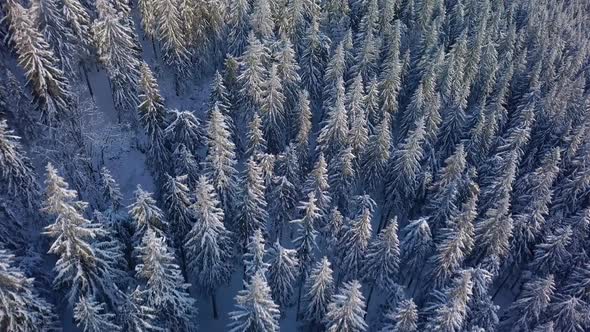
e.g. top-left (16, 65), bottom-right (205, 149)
top-left (211, 292), bottom-right (219, 319)
top-left (82, 63), bottom-right (94, 100)
top-left (296, 280), bottom-right (304, 321)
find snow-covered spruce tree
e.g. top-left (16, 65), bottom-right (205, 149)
top-left (364, 77), bottom-right (380, 131)
top-left (249, 0), bottom-right (274, 41)
top-left (379, 19), bottom-right (402, 116)
top-left (101, 167), bottom-right (123, 211)
top-left (4, 0), bottom-right (73, 124)
top-left (303, 257), bottom-right (335, 327)
top-left (74, 296), bottom-right (120, 332)
top-left (363, 218), bottom-right (400, 296)
top-left (361, 111), bottom-right (392, 191)
top-left (184, 175), bottom-right (233, 318)
top-left (300, 15), bottom-right (330, 102)
top-left (138, 62), bottom-right (170, 174)
top-left (227, 0), bottom-right (251, 56)
top-left (337, 205), bottom-right (372, 281)
top-left (351, 0), bottom-right (380, 81)
top-left (162, 174), bottom-right (193, 244)
top-left (324, 280), bottom-right (367, 332)
top-left (261, 64), bottom-right (287, 153)
top-left (61, 0), bottom-right (92, 56)
top-left (317, 76), bottom-right (349, 160)
top-left (138, 0), bottom-right (157, 40)
top-left (322, 42), bottom-right (346, 114)
top-left (430, 183), bottom-right (478, 286)
top-left (203, 104), bottom-right (239, 213)
top-left (346, 74), bottom-right (367, 154)
top-left (135, 229), bottom-right (198, 331)
top-left (400, 218), bottom-right (433, 285)
top-left (509, 147), bottom-right (561, 267)
top-left (423, 143), bottom-right (467, 231)
top-left (243, 229), bottom-right (269, 282)
top-left (328, 146), bottom-right (355, 213)
top-left (43, 163), bottom-right (123, 307)
top-left (322, 0), bottom-right (350, 42)
top-left (0, 120), bottom-right (39, 208)
top-left (269, 174), bottom-right (297, 240)
top-left (267, 240), bottom-right (299, 308)
top-left (274, 34), bottom-right (301, 113)
top-left (172, 144), bottom-right (200, 187)
top-left (530, 227), bottom-right (572, 275)
top-left (93, 0), bottom-right (140, 120)
top-left (424, 269), bottom-right (474, 332)
top-left (165, 109), bottom-right (203, 154)
top-left (29, 0), bottom-right (77, 73)
top-left (384, 117), bottom-right (426, 217)
top-left (381, 299), bottom-right (419, 332)
top-left (548, 294), bottom-right (587, 332)
top-left (228, 270), bottom-right (281, 332)
top-left (238, 33), bottom-right (269, 116)
top-left (129, 185), bottom-right (168, 242)
top-left (154, 0), bottom-right (191, 89)
top-left (118, 287), bottom-right (161, 332)
top-left (292, 192), bottom-right (321, 279)
top-left (294, 89), bottom-right (312, 165)
top-left (501, 274), bottom-right (555, 331)
top-left (323, 207), bottom-right (344, 256)
top-left (246, 112), bottom-right (268, 159)
top-left (0, 247), bottom-right (58, 332)
top-left (236, 158), bottom-right (268, 251)
top-left (210, 71), bottom-right (232, 116)
top-left (304, 153), bottom-right (332, 216)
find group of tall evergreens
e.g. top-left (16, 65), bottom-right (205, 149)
top-left (1, 0), bottom-right (590, 331)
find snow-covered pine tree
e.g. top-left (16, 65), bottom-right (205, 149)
top-left (203, 104), bottom-right (239, 213)
top-left (501, 274), bottom-right (555, 331)
top-left (328, 145), bottom-right (356, 213)
top-left (138, 62), bottom-right (170, 174)
top-left (43, 163), bottom-right (123, 307)
top-left (129, 186), bottom-right (168, 242)
top-left (347, 75), bottom-right (368, 156)
top-left (246, 112), bottom-right (268, 159)
top-left (135, 229), bottom-right (198, 331)
top-left (61, 0), bottom-right (92, 56)
top-left (267, 240), bottom-right (299, 308)
top-left (261, 64), bottom-right (287, 153)
top-left (138, 0), bottom-right (157, 40)
top-left (324, 280), bottom-right (367, 332)
top-left (363, 218), bottom-right (400, 293)
top-left (303, 257), bottom-right (335, 326)
top-left (238, 33), bottom-right (269, 116)
top-left (4, 0), bottom-right (73, 123)
top-left (423, 143), bottom-right (467, 231)
top-left (0, 247), bottom-right (58, 332)
top-left (154, 0), bottom-right (191, 89)
top-left (400, 218), bottom-right (433, 285)
top-left (292, 192), bottom-right (321, 278)
top-left (361, 111), bottom-right (391, 190)
top-left (101, 167), bottom-right (123, 211)
top-left (74, 296), bottom-right (120, 332)
top-left (244, 229), bottom-right (269, 281)
top-left (227, 0), bottom-right (251, 56)
top-left (337, 204), bottom-right (373, 281)
top-left (160, 174), bottom-right (192, 278)
top-left (294, 89), bottom-right (312, 167)
top-left (548, 294), bottom-right (587, 332)
top-left (93, 0), bottom-right (140, 120)
top-left (304, 153), bottom-right (332, 216)
top-left (317, 77), bottom-right (349, 160)
top-left (300, 15), bottom-right (330, 102)
top-left (430, 183), bottom-right (478, 285)
top-left (530, 227), bottom-right (572, 275)
top-left (236, 158), bottom-right (268, 250)
top-left (249, 0), bottom-right (274, 41)
top-left (172, 144), bottom-right (200, 187)
top-left (184, 175), bottom-right (233, 318)
top-left (228, 270), bottom-right (281, 332)
top-left (424, 269), bottom-right (474, 332)
top-left (381, 299), bottom-right (419, 332)
top-left (322, 42), bottom-right (347, 115)
top-left (351, 0), bottom-right (380, 81)
top-left (117, 287), bottom-right (161, 331)
top-left (269, 174), bottom-right (298, 240)
top-left (379, 20), bottom-right (402, 117)
top-left (165, 109), bottom-right (203, 154)
top-left (0, 120), bottom-right (39, 208)
top-left (274, 34), bottom-right (301, 113)
top-left (323, 207), bottom-right (344, 256)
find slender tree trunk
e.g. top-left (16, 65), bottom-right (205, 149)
top-left (179, 245), bottom-right (189, 282)
top-left (211, 292), bottom-right (219, 319)
top-left (364, 284), bottom-right (375, 319)
top-left (152, 39), bottom-right (158, 59)
top-left (296, 280), bottom-right (304, 321)
top-left (82, 63), bottom-right (94, 100)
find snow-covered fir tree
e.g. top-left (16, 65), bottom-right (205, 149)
top-left (129, 186), bottom-right (168, 241)
top-left (235, 158), bottom-right (269, 250)
top-left (135, 229), bottom-right (198, 331)
top-left (267, 240), bottom-right (299, 308)
top-left (324, 280), bottom-right (367, 332)
top-left (381, 299), bottom-right (419, 332)
top-left (229, 270), bottom-right (281, 332)
top-left (74, 296), bottom-right (120, 332)
top-left (244, 229), bottom-right (269, 279)
top-left (184, 175), bottom-right (233, 318)
top-left (303, 257), bottom-right (335, 327)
